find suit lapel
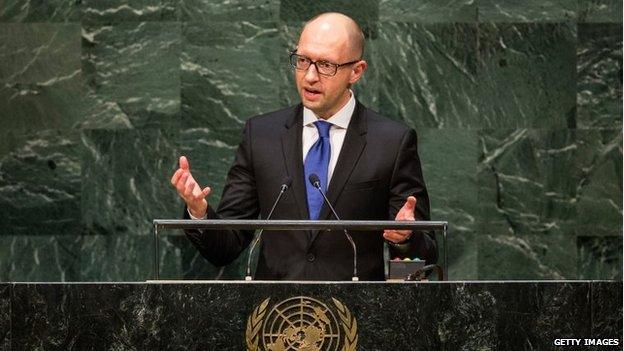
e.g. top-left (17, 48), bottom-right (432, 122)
top-left (310, 101), bottom-right (368, 243)
top-left (280, 104), bottom-right (309, 221)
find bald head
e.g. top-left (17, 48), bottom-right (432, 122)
top-left (301, 12), bottom-right (365, 60)
top-left (294, 12), bottom-right (368, 118)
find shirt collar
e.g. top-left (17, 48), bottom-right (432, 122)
top-left (303, 90), bottom-right (355, 129)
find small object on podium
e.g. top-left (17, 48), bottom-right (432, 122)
top-left (387, 257), bottom-right (425, 281)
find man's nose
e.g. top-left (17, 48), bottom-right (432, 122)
top-left (304, 63), bottom-right (320, 82)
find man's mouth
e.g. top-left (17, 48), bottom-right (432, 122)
top-left (303, 87), bottom-right (322, 100)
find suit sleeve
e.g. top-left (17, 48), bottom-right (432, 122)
top-left (183, 119), bottom-right (259, 266)
top-left (387, 128), bottom-right (438, 265)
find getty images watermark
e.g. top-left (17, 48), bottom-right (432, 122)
top-left (553, 339), bottom-right (620, 347)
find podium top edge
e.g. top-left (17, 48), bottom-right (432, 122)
top-left (152, 219), bottom-right (449, 231)
top-left (2, 280), bottom-right (620, 285)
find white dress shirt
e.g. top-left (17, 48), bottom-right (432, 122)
top-left (302, 91), bottom-right (355, 184)
top-left (189, 92), bottom-right (356, 219)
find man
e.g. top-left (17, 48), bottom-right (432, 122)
top-left (170, 12), bottom-right (437, 280)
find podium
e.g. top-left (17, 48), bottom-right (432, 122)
top-left (4, 220), bottom-right (610, 349)
top-left (152, 219), bottom-right (449, 281)
top-left (3, 221), bottom-right (621, 349)
top-left (3, 281), bottom-right (620, 349)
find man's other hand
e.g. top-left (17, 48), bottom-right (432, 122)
top-left (171, 156), bottom-right (211, 218)
top-left (383, 196), bottom-right (416, 244)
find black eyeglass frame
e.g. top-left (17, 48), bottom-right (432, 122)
top-left (289, 51), bottom-right (361, 77)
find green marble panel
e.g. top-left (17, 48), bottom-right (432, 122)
top-left (0, 79), bottom-right (134, 144)
top-left (82, 22), bottom-right (181, 129)
top-left (448, 232), bottom-right (478, 280)
top-left (81, 129), bottom-right (180, 237)
top-left (477, 23), bottom-right (576, 129)
top-left (419, 129), bottom-right (479, 279)
top-left (158, 233), bottom-right (249, 280)
top-left (175, 128), bottom-right (236, 210)
top-left (74, 234), bottom-right (152, 281)
top-left (577, 23), bottom-right (622, 129)
top-left (279, 0), bottom-right (379, 30)
top-left (577, 235), bottom-right (622, 280)
top-left (574, 129), bottom-right (622, 236)
top-left (478, 128), bottom-right (622, 278)
top-left (0, 230), bottom-right (247, 281)
top-left (477, 234), bottom-right (577, 279)
top-left (181, 21), bottom-right (284, 130)
top-left (478, 0), bottom-right (576, 22)
top-left (0, 23), bottom-right (80, 84)
top-left (578, 0), bottom-right (623, 22)
top-left (179, 0), bottom-right (279, 22)
top-left (0, 130), bottom-right (82, 237)
top-left (478, 129), bottom-right (573, 236)
top-left (420, 129), bottom-right (478, 232)
top-left (0, 0), bottom-right (80, 22)
top-left (0, 234), bottom-right (156, 281)
top-left (0, 23), bottom-right (134, 136)
top-left (0, 235), bottom-right (82, 281)
top-left (0, 76), bottom-right (82, 150)
top-left (379, 0), bottom-right (477, 22)
top-left (75, 91), bottom-right (136, 130)
top-left (0, 231), bottom-right (241, 281)
top-left (81, 0), bottom-right (177, 24)
top-left (375, 22), bottom-right (480, 129)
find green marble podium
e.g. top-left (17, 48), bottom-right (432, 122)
top-left (1, 281), bottom-right (621, 350)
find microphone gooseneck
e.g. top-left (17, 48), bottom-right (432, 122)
top-left (308, 173), bottom-right (359, 281)
top-left (245, 177), bottom-right (292, 280)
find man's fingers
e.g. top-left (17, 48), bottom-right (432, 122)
top-left (176, 172), bottom-right (189, 193)
top-left (395, 196), bottom-right (417, 221)
top-left (201, 187), bottom-right (211, 198)
top-left (193, 186), bottom-right (211, 200)
top-left (170, 168), bottom-right (183, 186)
top-left (184, 173), bottom-right (196, 192)
top-left (172, 160), bottom-right (210, 211)
top-left (184, 179), bottom-right (195, 198)
top-left (383, 230), bottom-right (410, 243)
top-left (404, 196), bottom-right (417, 210)
top-left (179, 156), bottom-right (190, 170)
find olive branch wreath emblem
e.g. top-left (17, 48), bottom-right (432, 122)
top-left (332, 297), bottom-right (358, 351)
top-left (246, 298), bottom-right (270, 351)
top-left (245, 297), bottom-right (358, 351)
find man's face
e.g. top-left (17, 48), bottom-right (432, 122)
top-left (294, 23), bottom-right (364, 119)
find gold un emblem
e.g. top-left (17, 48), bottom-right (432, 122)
top-left (246, 296), bottom-right (358, 351)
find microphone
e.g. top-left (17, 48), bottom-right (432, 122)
top-left (245, 177), bottom-right (292, 280)
top-left (308, 173), bottom-right (358, 281)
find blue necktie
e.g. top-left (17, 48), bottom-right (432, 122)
top-left (304, 120), bottom-right (332, 220)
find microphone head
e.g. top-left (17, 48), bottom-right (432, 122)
top-left (282, 177), bottom-right (292, 189)
top-left (308, 173), bottom-right (321, 188)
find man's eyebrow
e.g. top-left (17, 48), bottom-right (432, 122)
top-left (293, 51), bottom-right (336, 63)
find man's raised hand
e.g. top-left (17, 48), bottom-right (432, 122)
top-left (383, 196), bottom-right (417, 244)
top-left (170, 156), bottom-right (211, 218)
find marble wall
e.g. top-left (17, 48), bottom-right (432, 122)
top-left (0, 0), bottom-right (621, 281)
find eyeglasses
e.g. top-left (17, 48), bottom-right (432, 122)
top-left (289, 52), bottom-right (360, 77)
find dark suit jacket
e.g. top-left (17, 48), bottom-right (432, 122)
top-left (184, 101), bottom-right (437, 280)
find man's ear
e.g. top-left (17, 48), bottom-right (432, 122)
top-left (349, 60), bottom-right (368, 84)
